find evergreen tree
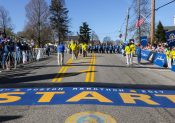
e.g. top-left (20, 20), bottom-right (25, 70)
top-left (50, 0), bottom-right (69, 43)
top-left (155, 21), bottom-right (166, 43)
top-left (79, 22), bottom-right (91, 43)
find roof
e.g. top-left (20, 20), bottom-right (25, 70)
top-left (66, 36), bottom-right (79, 41)
top-left (164, 26), bottom-right (175, 32)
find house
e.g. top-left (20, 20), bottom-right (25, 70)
top-left (164, 26), bottom-right (175, 32)
top-left (66, 36), bottom-right (79, 41)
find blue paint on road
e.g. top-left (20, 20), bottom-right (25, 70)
top-left (0, 87), bottom-right (175, 108)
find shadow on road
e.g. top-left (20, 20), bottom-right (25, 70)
top-left (0, 116), bottom-right (22, 122)
top-left (0, 71), bottom-right (97, 84)
top-left (23, 64), bottom-right (166, 70)
top-left (1, 82), bottom-right (175, 90)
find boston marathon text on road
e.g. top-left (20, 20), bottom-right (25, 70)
top-left (0, 87), bottom-right (175, 108)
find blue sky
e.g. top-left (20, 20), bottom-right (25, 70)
top-left (0, 0), bottom-right (175, 40)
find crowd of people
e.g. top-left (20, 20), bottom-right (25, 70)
top-left (1, 37), bottom-right (175, 70)
top-left (0, 38), bottom-right (51, 71)
top-left (87, 44), bottom-right (120, 54)
top-left (56, 40), bottom-right (122, 66)
top-left (140, 43), bottom-right (175, 68)
top-left (122, 41), bottom-right (175, 68)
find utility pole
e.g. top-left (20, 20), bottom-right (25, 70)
top-left (138, 0), bottom-right (141, 43)
top-left (150, 0), bottom-right (155, 45)
top-left (124, 8), bottom-right (130, 42)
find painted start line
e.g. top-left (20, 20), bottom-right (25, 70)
top-left (0, 87), bottom-right (175, 108)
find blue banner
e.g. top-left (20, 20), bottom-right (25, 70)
top-left (166, 30), bottom-right (175, 47)
top-left (141, 50), bottom-right (151, 60)
top-left (1, 87), bottom-right (175, 108)
top-left (153, 53), bottom-right (167, 67)
top-left (0, 38), bottom-right (2, 44)
top-left (172, 61), bottom-right (175, 72)
top-left (141, 36), bottom-right (148, 47)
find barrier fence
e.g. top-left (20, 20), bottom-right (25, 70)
top-left (0, 48), bottom-right (50, 70)
top-left (141, 50), bottom-right (175, 72)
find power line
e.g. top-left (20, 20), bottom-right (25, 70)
top-left (155, 0), bottom-right (175, 11)
top-left (144, 0), bottom-right (175, 20)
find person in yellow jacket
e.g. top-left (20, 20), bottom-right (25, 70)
top-left (75, 42), bottom-right (80, 59)
top-left (70, 41), bottom-right (77, 60)
top-left (82, 43), bottom-right (88, 57)
top-left (125, 43), bottom-right (131, 66)
top-left (130, 42), bottom-right (136, 65)
top-left (171, 47), bottom-right (175, 65)
top-left (79, 43), bottom-right (83, 55)
top-left (68, 43), bottom-right (71, 54)
top-left (165, 47), bottom-right (171, 68)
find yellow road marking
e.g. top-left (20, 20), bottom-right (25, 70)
top-left (55, 59), bottom-right (72, 82)
top-left (52, 58), bottom-right (72, 82)
top-left (85, 54), bottom-right (95, 82)
top-left (52, 53), bottom-right (96, 83)
top-left (91, 53), bottom-right (96, 82)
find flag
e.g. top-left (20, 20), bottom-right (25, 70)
top-left (135, 18), bottom-right (145, 28)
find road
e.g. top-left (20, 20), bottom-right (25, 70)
top-left (0, 53), bottom-right (175, 123)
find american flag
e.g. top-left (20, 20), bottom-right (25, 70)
top-left (135, 18), bottom-right (145, 28)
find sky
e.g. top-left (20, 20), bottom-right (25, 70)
top-left (0, 0), bottom-right (175, 41)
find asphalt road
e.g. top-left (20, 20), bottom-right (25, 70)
top-left (0, 53), bottom-right (175, 123)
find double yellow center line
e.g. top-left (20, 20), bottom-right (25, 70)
top-left (85, 53), bottom-right (96, 82)
top-left (52, 58), bottom-right (72, 83)
top-left (52, 53), bottom-right (96, 83)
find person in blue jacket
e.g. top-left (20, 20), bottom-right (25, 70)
top-left (136, 44), bottom-right (142, 64)
top-left (57, 42), bottom-right (65, 66)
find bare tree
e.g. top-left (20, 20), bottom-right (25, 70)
top-left (91, 31), bottom-right (99, 41)
top-left (0, 6), bottom-right (12, 38)
top-left (25, 0), bottom-right (49, 47)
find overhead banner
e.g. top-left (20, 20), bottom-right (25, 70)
top-left (166, 30), bottom-right (175, 47)
top-left (0, 87), bottom-right (175, 108)
top-left (153, 53), bottom-right (167, 67)
top-left (140, 36), bottom-right (148, 47)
